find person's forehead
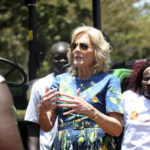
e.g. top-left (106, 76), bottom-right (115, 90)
top-left (75, 33), bottom-right (91, 42)
top-left (52, 45), bottom-right (69, 53)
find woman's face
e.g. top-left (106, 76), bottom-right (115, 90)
top-left (71, 33), bottom-right (95, 69)
top-left (141, 67), bottom-right (150, 99)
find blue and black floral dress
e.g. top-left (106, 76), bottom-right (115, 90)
top-left (49, 72), bottom-right (123, 150)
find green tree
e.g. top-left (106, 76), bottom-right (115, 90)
top-left (101, 0), bottom-right (150, 64)
top-left (0, 0), bottom-right (150, 79)
top-left (0, 0), bottom-right (92, 78)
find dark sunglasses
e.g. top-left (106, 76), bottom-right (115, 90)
top-left (70, 43), bottom-right (89, 51)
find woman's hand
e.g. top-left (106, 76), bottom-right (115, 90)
top-left (38, 88), bottom-right (60, 115)
top-left (54, 88), bottom-right (93, 116)
top-left (52, 88), bottom-right (123, 136)
top-left (38, 87), bottom-right (59, 132)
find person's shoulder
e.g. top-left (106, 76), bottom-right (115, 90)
top-left (122, 90), bottom-right (135, 96)
top-left (41, 73), bottom-right (54, 81)
top-left (34, 73), bottom-right (54, 85)
top-left (97, 72), bottom-right (116, 77)
top-left (96, 72), bottom-right (118, 81)
top-left (106, 72), bottom-right (121, 83)
top-left (122, 90), bottom-right (138, 101)
top-left (29, 73), bottom-right (55, 93)
top-left (107, 72), bottom-right (120, 79)
top-left (55, 72), bottom-right (70, 78)
top-left (121, 90), bottom-right (138, 107)
top-left (38, 73), bottom-right (54, 81)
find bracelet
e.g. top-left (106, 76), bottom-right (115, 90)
top-left (93, 111), bottom-right (98, 121)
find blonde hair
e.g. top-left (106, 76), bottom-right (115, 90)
top-left (67, 25), bottom-right (111, 75)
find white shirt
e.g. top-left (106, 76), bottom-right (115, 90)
top-left (121, 90), bottom-right (150, 150)
top-left (25, 73), bottom-right (58, 150)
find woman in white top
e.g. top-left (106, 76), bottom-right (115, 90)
top-left (121, 60), bottom-right (150, 150)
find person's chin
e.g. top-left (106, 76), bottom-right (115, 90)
top-left (74, 60), bottom-right (83, 66)
top-left (74, 64), bottom-right (83, 69)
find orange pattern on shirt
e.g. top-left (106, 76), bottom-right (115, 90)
top-left (130, 110), bottom-right (138, 120)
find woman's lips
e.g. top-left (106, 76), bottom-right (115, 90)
top-left (75, 56), bottom-right (82, 62)
top-left (75, 54), bottom-right (82, 59)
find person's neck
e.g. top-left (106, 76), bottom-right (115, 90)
top-left (54, 70), bottom-right (63, 77)
top-left (78, 67), bottom-right (94, 79)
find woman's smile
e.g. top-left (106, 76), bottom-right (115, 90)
top-left (74, 54), bottom-right (83, 63)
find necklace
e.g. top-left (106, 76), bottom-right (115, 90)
top-left (78, 78), bottom-right (95, 91)
top-left (80, 81), bottom-right (87, 90)
top-left (76, 78), bottom-right (88, 91)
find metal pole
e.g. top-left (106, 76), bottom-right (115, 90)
top-left (25, 0), bottom-right (37, 80)
top-left (92, 0), bottom-right (101, 30)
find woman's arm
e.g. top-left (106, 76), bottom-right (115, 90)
top-left (87, 107), bottom-right (123, 136)
top-left (54, 89), bottom-right (123, 137)
top-left (39, 108), bottom-right (57, 132)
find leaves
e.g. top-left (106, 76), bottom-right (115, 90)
top-left (101, 0), bottom-right (150, 63)
top-left (0, 0), bottom-right (150, 79)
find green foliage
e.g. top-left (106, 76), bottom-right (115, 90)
top-left (35, 0), bottom-right (92, 77)
top-left (0, 0), bottom-right (150, 79)
top-left (101, 0), bottom-right (150, 64)
top-left (0, 0), bottom-right (92, 78)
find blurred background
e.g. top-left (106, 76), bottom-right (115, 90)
top-left (0, 0), bottom-right (150, 79)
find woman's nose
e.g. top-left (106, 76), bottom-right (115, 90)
top-left (74, 44), bottom-right (81, 51)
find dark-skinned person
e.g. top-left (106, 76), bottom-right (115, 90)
top-left (24, 41), bottom-right (69, 150)
top-left (38, 25), bottom-right (123, 150)
top-left (121, 60), bottom-right (150, 150)
top-left (0, 74), bottom-right (24, 150)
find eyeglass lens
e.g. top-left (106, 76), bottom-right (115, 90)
top-left (70, 43), bottom-right (89, 51)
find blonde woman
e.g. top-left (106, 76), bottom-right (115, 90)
top-left (38, 26), bottom-right (123, 149)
